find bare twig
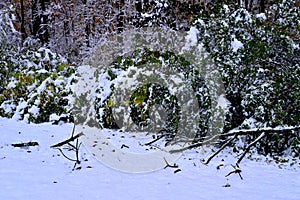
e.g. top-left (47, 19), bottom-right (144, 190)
top-left (50, 132), bottom-right (83, 147)
top-left (225, 164), bottom-right (243, 180)
top-left (202, 136), bottom-right (237, 165)
top-left (72, 139), bottom-right (82, 170)
top-left (145, 135), bottom-right (165, 146)
top-left (56, 148), bottom-right (77, 162)
top-left (237, 132), bottom-right (265, 165)
top-left (169, 126), bottom-right (300, 153)
top-left (163, 157), bottom-right (178, 169)
top-left (50, 124), bottom-right (83, 170)
top-left (12, 141), bottom-right (39, 148)
top-left (50, 124), bottom-right (84, 148)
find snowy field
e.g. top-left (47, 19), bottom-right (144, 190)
top-left (0, 117), bottom-right (299, 200)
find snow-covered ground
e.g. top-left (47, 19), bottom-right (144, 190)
top-left (0, 117), bottom-right (299, 200)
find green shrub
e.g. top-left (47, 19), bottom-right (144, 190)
top-left (95, 48), bottom-right (211, 141)
top-left (0, 47), bottom-right (76, 123)
top-left (193, 0), bottom-right (300, 156)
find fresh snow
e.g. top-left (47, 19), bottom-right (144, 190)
top-left (0, 117), bottom-right (299, 200)
top-left (256, 13), bottom-right (267, 20)
top-left (231, 38), bottom-right (244, 52)
top-left (186, 26), bottom-right (199, 46)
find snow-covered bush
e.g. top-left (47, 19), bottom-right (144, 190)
top-left (0, 5), bottom-right (76, 124)
top-left (0, 47), bottom-right (75, 123)
top-left (0, 5), bottom-right (20, 92)
top-left (94, 48), bottom-right (211, 141)
top-left (193, 0), bottom-right (300, 156)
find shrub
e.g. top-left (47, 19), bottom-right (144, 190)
top-left (94, 48), bottom-right (212, 142)
top-left (0, 47), bottom-right (76, 123)
top-left (193, 0), bottom-right (300, 156)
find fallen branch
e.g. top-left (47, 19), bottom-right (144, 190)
top-left (56, 148), bottom-right (78, 162)
top-left (225, 164), bottom-right (243, 180)
top-left (202, 136), bottom-right (236, 165)
top-left (12, 141), bottom-right (39, 148)
top-left (50, 132), bottom-right (84, 148)
top-left (170, 126), bottom-right (300, 153)
top-left (145, 135), bottom-right (164, 146)
top-left (50, 124), bottom-right (83, 170)
top-left (236, 132), bottom-right (265, 165)
top-left (163, 157), bottom-right (178, 169)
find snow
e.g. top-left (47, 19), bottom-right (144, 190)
top-left (7, 80), bottom-right (17, 88)
top-left (256, 13), bottom-right (267, 20)
top-left (49, 113), bottom-right (60, 122)
top-left (293, 43), bottom-right (299, 49)
top-left (0, 100), bottom-right (15, 114)
top-left (231, 38), bottom-right (244, 52)
top-left (223, 5), bottom-right (230, 13)
top-left (217, 94), bottom-right (229, 110)
top-left (186, 26), bottom-right (199, 46)
top-left (0, 117), bottom-right (299, 200)
top-left (28, 105), bottom-right (40, 117)
top-left (141, 13), bottom-right (154, 18)
top-left (36, 77), bottom-right (51, 94)
top-left (234, 9), bottom-right (252, 23)
top-left (12, 100), bottom-right (28, 120)
top-left (183, 26), bottom-right (201, 51)
top-left (37, 69), bottom-right (49, 74)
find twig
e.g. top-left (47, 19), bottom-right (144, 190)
top-left (73, 139), bottom-right (82, 170)
top-left (237, 132), bottom-right (265, 165)
top-left (56, 148), bottom-right (77, 162)
top-left (50, 124), bottom-right (83, 170)
top-left (145, 135), bottom-right (165, 146)
top-left (225, 164), bottom-right (243, 180)
top-left (121, 144), bottom-right (129, 149)
top-left (169, 126), bottom-right (300, 153)
top-left (12, 141), bottom-right (39, 147)
top-left (202, 136), bottom-right (236, 165)
top-left (50, 132), bottom-right (84, 148)
top-left (163, 157), bottom-right (178, 169)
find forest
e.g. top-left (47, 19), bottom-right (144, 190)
top-left (0, 0), bottom-right (299, 168)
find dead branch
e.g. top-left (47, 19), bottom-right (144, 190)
top-left (202, 136), bottom-right (237, 165)
top-left (237, 132), bottom-right (265, 165)
top-left (225, 164), bottom-right (243, 180)
top-left (169, 126), bottom-right (300, 153)
top-left (50, 124), bottom-right (83, 170)
top-left (50, 124), bottom-right (84, 148)
top-left (145, 135), bottom-right (165, 146)
top-left (12, 141), bottom-right (39, 148)
top-left (163, 157), bottom-right (179, 169)
top-left (56, 148), bottom-right (77, 162)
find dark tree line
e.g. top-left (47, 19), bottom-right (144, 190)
top-left (6, 0), bottom-right (296, 59)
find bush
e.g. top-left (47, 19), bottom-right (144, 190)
top-left (0, 47), bottom-right (76, 123)
top-left (193, 0), bottom-right (300, 156)
top-left (94, 48), bottom-right (212, 142)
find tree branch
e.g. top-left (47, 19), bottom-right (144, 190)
top-left (163, 157), bottom-right (178, 169)
top-left (50, 124), bottom-right (83, 170)
top-left (202, 136), bottom-right (237, 165)
top-left (237, 132), bottom-right (265, 165)
top-left (50, 132), bottom-right (84, 148)
top-left (170, 126), bottom-right (300, 153)
top-left (225, 164), bottom-right (243, 180)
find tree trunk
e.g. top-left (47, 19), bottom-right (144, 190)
top-left (31, 0), bottom-right (49, 44)
top-left (40, 0), bottom-right (49, 44)
top-left (31, 0), bottom-right (40, 37)
top-left (259, 0), bottom-right (265, 12)
top-left (117, 0), bottom-right (125, 33)
top-left (20, 0), bottom-right (27, 43)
